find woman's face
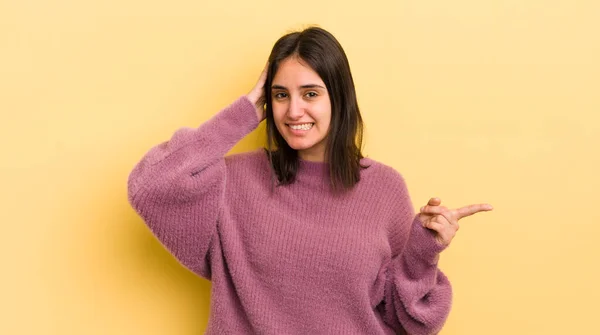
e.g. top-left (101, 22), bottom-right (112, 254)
top-left (271, 57), bottom-right (332, 162)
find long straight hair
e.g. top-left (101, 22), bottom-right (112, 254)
top-left (264, 27), bottom-right (366, 192)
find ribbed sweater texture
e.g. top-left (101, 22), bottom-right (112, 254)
top-left (127, 96), bottom-right (452, 335)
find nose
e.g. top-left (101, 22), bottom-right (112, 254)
top-left (287, 96), bottom-right (305, 120)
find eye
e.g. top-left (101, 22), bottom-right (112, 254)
top-left (274, 92), bottom-right (288, 99)
top-left (305, 91), bottom-right (318, 98)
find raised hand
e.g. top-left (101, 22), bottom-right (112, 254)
top-left (247, 63), bottom-right (269, 122)
top-left (419, 197), bottom-right (493, 247)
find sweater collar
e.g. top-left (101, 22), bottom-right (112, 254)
top-left (297, 158), bottom-right (329, 179)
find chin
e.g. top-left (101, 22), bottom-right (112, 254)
top-left (285, 140), bottom-right (313, 151)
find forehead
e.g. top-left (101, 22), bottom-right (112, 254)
top-left (272, 57), bottom-right (325, 86)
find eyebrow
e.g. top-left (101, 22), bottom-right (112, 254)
top-left (271, 84), bottom-right (326, 90)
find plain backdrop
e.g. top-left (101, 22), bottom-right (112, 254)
top-left (1, 0), bottom-right (599, 334)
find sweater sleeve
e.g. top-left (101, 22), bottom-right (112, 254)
top-left (380, 176), bottom-right (453, 335)
top-left (127, 96), bottom-right (259, 279)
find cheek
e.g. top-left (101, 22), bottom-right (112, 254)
top-left (271, 103), bottom-right (286, 121)
top-left (271, 110), bottom-right (283, 125)
top-left (315, 102), bottom-right (332, 125)
top-left (271, 108), bottom-right (287, 133)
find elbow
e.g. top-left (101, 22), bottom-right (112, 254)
top-left (403, 285), bottom-right (453, 335)
top-left (127, 163), bottom-right (144, 207)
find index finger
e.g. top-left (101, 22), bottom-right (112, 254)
top-left (258, 62), bottom-right (269, 85)
top-left (455, 203), bottom-right (493, 220)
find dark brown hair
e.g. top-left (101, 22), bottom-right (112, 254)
top-left (264, 26), bottom-right (366, 191)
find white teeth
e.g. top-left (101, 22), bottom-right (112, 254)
top-left (289, 123), bottom-right (313, 131)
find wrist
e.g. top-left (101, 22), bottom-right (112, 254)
top-left (406, 215), bottom-right (447, 265)
top-left (246, 93), bottom-right (258, 106)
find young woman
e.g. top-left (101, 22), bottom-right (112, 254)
top-left (128, 26), bottom-right (492, 335)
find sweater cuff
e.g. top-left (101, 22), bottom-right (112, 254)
top-left (188, 95), bottom-right (259, 154)
top-left (214, 95), bottom-right (259, 136)
top-left (236, 95), bottom-right (260, 125)
top-left (404, 215), bottom-right (448, 266)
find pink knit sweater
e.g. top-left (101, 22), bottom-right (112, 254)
top-left (127, 96), bottom-right (452, 335)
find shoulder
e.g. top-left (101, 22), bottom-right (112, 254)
top-left (361, 158), bottom-right (419, 255)
top-left (224, 149), bottom-right (271, 184)
top-left (358, 157), bottom-right (414, 213)
top-left (359, 157), bottom-right (410, 195)
top-left (225, 148), bottom-right (269, 168)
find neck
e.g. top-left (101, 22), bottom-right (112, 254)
top-left (298, 147), bottom-right (325, 162)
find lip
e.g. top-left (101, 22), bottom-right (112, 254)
top-left (286, 123), bottom-right (314, 135)
top-left (286, 122), bottom-right (315, 126)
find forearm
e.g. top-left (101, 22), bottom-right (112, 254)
top-left (383, 216), bottom-right (453, 335)
top-left (127, 96), bottom-right (258, 277)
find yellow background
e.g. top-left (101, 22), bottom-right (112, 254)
top-left (2, 0), bottom-right (598, 334)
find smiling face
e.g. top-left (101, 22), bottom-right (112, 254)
top-left (271, 56), bottom-right (332, 162)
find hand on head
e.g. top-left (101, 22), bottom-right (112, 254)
top-left (247, 63), bottom-right (269, 122)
